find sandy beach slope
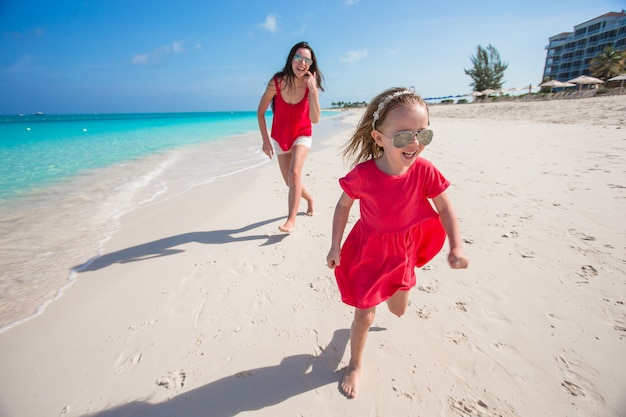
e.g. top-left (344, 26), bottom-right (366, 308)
top-left (0, 95), bottom-right (624, 417)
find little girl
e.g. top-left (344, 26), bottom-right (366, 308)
top-left (326, 87), bottom-right (469, 398)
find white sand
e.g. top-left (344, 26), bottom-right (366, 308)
top-left (0, 95), bottom-right (624, 417)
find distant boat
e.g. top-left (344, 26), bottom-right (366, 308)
top-left (33, 112), bottom-right (44, 115)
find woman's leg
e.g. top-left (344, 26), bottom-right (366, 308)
top-left (276, 145), bottom-right (313, 232)
top-left (341, 306), bottom-right (376, 398)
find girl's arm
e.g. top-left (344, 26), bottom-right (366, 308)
top-left (257, 81), bottom-right (277, 158)
top-left (432, 190), bottom-right (469, 269)
top-left (327, 192), bottom-right (354, 268)
top-left (306, 71), bottom-right (321, 124)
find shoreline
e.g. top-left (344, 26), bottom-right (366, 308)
top-left (0, 111), bottom-right (352, 333)
top-left (0, 98), bottom-right (624, 416)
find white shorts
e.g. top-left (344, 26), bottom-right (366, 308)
top-left (271, 136), bottom-right (312, 155)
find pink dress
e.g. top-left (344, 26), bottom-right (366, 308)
top-left (335, 158), bottom-right (449, 309)
top-left (270, 77), bottom-right (311, 151)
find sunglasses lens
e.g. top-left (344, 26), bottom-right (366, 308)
top-left (391, 130), bottom-right (433, 148)
top-left (418, 129), bottom-right (433, 145)
top-left (294, 55), bottom-right (312, 65)
top-left (392, 131), bottom-right (414, 148)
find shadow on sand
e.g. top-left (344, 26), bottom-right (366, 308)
top-left (80, 328), bottom-right (366, 417)
top-left (73, 216), bottom-right (291, 273)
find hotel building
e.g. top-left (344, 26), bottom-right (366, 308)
top-left (542, 11), bottom-right (626, 81)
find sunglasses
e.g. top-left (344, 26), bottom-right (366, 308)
top-left (381, 129), bottom-right (433, 148)
top-left (293, 54), bottom-right (313, 66)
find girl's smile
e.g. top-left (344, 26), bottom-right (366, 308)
top-left (373, 103), bottom-right (429, 175)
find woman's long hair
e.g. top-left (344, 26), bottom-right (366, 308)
top-left (270, 41), bottom-right (325, 110)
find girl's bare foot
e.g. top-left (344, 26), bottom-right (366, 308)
top-left (340, 366), bottom-right (360, 398)
top-left (306, 199), bottom-right (314, 216)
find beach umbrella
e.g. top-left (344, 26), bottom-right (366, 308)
top-left (519, 84), bottom-right (536, 94)
top-left (470, 91), bottom-right (483, 96)
top-left (567, 75), bottom-right (605, 91)
top-left (608, 73), bottom-right (626, 90)
top-left (507, 87), bottom-right (523, 96)
top-left (480, 88), bottom-right (496, 96)
top-left (539, 79), bottom-right (575, 93)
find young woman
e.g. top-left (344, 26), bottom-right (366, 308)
top-left (257, 41), bottom-right (324, 233)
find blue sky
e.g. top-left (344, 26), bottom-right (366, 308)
top-left (1, 0), bottom-right (623, 114)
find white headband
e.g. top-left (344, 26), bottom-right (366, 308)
top-left (372, 89), bottom-right (413, 129)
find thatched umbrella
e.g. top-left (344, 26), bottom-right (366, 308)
top-left (608, 74), bottom-right (626, 90)
top-left (568, 75), bottom-right (605, 92)
top-left (539, 80), bottom-right (575, 93)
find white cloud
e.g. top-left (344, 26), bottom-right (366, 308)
top-left (130, 41), bottom-right (189, 65)
top-left (5, 55), bottom-right (36, 73)
top-left (131, 53), bottom-right (149, 64)
top-left (259, 14), bottom-right (278, 33)
top-left (340, 49), bottom-right (368, 63)
top-left (170, 41), bottom-right (184, 53)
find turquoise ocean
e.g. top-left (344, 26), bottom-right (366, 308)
top-left (0, 110), bottom-right (340, 332)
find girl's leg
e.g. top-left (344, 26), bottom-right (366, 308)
top-left (276, 145), bottom-right (313, 232)
top-left (341, 306), bottom-right (376, 398)
top-left (386, 289), bottom-right (410, 317)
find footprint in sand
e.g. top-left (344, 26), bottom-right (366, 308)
top-left (516, 245), bottom-right (535, 258)
top-left (561, 380), bottom-right (585, 396)
top-left (391, 382), bottom-right (416, 400)
top-left (601, 302), bottom-right (626, 335)
top-left (418, 284), bottom-right (438, 293)
top-left (447, 396), bottom-right (520, 417)
top-left (443, 330), bottom-right (467, 345)
top-left (493, 341), bottom-right (510, 350)
top-left (573, 264), bottom-right (598, 284)
top-left (113, 350), bottom-right (142, 374)
top-left (156, 369), bottom-right (186, 390)
top-left (568, 228), bottom-right (596, 242)
top-left (554, 353), bottom-right (605, 404)
top-left (416, 306), bottom-right (431, 319)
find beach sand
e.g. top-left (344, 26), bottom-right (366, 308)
top-left (0, 95), bottom-right (625, 416)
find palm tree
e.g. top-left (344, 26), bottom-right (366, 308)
top-left (589, 46), bottom-right (626, 80)
top-left (464, 44), bottom-right (508, 92)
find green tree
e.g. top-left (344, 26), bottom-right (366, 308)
top-left (464, 44), bottom-right (508, 92)
top-left (589, 46), bottom-right (626, 80)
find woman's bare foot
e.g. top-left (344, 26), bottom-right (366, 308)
top-left (340, 366), bottom-right (360, 398)
top-left (278, 221), bottom-right (295, 233)
top-left (306, 199), bottom-right (314, 216)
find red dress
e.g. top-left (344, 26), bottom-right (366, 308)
top-left (335, 158), bottom-right (449, 309)
top-left (270, 77), bottom-right (311, 151)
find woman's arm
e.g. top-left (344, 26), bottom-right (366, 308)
top-left (257, 81), bottom-right (276, 158)
top-left (306, 71), bottom-right (321, 124)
